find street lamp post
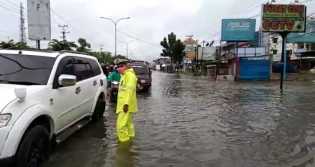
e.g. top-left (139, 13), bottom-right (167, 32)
top-left (100, 17), bottom-right (130, 57)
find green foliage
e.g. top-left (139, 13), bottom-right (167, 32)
top-left (0, 37), bottom-right (115, 66)
top-left (160, 32), bottom-right (185, 64)
top-left (113, 54), bottom-right (128, 60)
top-left (48, 39), bottom-right (77, 51)
top-left (77, 38), bottom-right (91, 53)
top-left (0, 40), bottom-right (30, 49)
top-left (90, 51), bottom-right (113, 64)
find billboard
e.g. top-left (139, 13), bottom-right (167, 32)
top-left (262, 4), bottom-right (306, 32)
top-left (221, 19), bottom-right (256, 41)
top-left (237, 47), bottom-right (267, 57)
top-left (198, 47), bottom-right (216, 61)
top-left (27, 0), bottom-right (51, 40)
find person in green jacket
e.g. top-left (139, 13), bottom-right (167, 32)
top-left (116, 60), bottom-right (138, 143)
top-left (107, 67), bottom-right (121, 102)
top-left (107, 67), bottom-right (121, 83)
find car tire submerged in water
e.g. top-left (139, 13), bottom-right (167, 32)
top-left (92, 96), bottom-right (106, 122)
top-left (15, 126), bottom-right (50, 167)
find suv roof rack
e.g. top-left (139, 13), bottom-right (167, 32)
top-left (59, 50), bottom-right (91, 55)
top-left (0, 48), bottom-right (56, 53)
top-left (0, 49), bottom-right (93, 56)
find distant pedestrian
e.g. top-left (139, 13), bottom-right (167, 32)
top-left (116, 59), bottom-right (138, 143)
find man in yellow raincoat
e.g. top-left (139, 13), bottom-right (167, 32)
top-left (116, 59), bottom-right (138, 142)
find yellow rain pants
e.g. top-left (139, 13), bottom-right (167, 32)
top-left (116, 112), bottom-right (135, 142)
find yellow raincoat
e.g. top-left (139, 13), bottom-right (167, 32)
top-left (116, 68), bottom-right (138, 142)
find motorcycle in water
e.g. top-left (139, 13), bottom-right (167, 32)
top-left (110, 81), bottom-right (119, 103)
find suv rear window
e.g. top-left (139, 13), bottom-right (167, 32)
top-left (55, 57), bottom-right (101, 87)
top-left (133, 66), bottom-right (149, 75)
top-left (88, 59), bottom-right (101, 76)
top-left (0, 54), bottom-right (56, 85)
top-left (73, 61), bottom-right (93, 81)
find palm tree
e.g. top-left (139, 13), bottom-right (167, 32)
top-left (0, 40), bottom-right (30, 49)
top-left (160, 32), bottom-right (185, 65)
top-left (48, 39), bottom-right (77, 51)
top-left (0, 40), bottom-right (16, 49)
top-left (77, 38), bottom-right (91, 53)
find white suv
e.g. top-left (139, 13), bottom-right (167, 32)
top-left (0, 50), bottom-right (107, 167)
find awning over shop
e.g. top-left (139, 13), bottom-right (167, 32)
top-left (287, 21), bottom-right (315, 43)
top-left (288, 32), bottom-right (315, 43)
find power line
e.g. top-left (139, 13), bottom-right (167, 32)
top-left (0, 3), bottom-right (19, 16)
top-left (51, 8), bottom-right (69, 25)
top-left (0, 0), bottom-right (19, 11)
top-left (4, 0), bottom-right (20, 7)
top-left (118, 30), bottom-right (161, 48)
top-left (51, 7), bottom-right (90, 35)
top-left (1, 0), bottom-right (19, 11)
top-left (51, 7), bottom-right (100, 41)
top-left (299, 0), bottom-right (314, 3)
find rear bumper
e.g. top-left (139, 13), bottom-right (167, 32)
top-left (0, 156), bottom-right (14, 167)
top-left (141, 83), bottom-right (151, 88)
top-left (137, 83), bottom-right (151, 91)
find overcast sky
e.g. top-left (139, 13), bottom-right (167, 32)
top-left (0, 0), bottom-right (314, 61)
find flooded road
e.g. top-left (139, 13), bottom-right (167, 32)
top-left (44, 71), bottom-right (315, 167)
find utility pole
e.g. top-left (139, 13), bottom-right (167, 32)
top-left (201, 40), bottom-right (206, 71)
top-left (19, 2), bottom-right (26, 44)
top-left (126, 43), bottom-right (129, 58)
top-left (125, 41), bottom-right (134, 59)
top-left (280, 32), bottom-right (288, 92)
top-left (58, 24), bottom-right (70, 42)
top-left (100, 44), bottom-right (104, 52)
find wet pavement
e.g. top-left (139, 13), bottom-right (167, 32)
top-left (44, 71), bottom-right (315, 167)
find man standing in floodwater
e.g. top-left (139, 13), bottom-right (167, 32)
top-left (116, 59), bottom-right (138, 143)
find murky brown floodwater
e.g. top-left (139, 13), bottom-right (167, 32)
top-left (44, 71), bottom-right (315, 167)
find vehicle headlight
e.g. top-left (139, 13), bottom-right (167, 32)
top-left (140, 80), bottom-right (146, 84)
top-left (0, 114), bottom-right (12, 128)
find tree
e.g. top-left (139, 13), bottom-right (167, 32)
top-left (90, 51), bottom-right (113, 64)
top-left (0, 40), bottom-right (30, 49)
top-left (77, 38), bottom-right (91, 53)
top-left (160, 32), bottom-right (185, 65)
top-left (14, 42), bottom-right (30, 49)
top-left (113, 54), bottom-right (128, 60)
top-left (48, 39), bottom-right (77, 51)
top-left (0, 40), bottom-right (15, 49)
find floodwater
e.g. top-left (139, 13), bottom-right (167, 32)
top-left (44, 71), bottom-right (315, 167)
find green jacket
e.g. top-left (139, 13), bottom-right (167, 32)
top-left (108, 70), bottom-right (121, 82)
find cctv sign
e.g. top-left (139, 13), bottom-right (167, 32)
top-left (262, 4), bottom-right (306, 32)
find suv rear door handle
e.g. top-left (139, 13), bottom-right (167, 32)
top-left (75, 87), bottom-right (81, 94)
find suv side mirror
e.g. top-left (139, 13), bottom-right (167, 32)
top-left (58, 74), bottom-right (77, 87)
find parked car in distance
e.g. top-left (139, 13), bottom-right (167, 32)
top-left (130, 61), bottom-right (152, 92)
top-left (0, 50), bottom-right (107, 167)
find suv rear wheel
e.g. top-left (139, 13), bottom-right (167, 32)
top-left (92, 96), bottom-right (106, 122)
top-left (15, 126), bottom-right (50, 167)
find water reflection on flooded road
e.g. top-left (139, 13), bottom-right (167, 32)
top-left (44, 71), bottom-right (315, 167)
